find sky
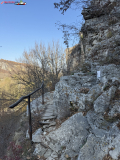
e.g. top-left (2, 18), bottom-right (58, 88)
top-left (0, 0), bottom-right (85, 63)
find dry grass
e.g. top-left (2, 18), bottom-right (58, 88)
top-left (102, 153), bottom-right (114, 160)
top-left (0, 100), bottom-right (44, 159)
top-left (0, 111), bottom-right (26, 159)
top-left (112, 89), bottom-right (120, 100)
top-left (102, 148), bottom-right (120, 160)
top-left (1, 109), bottom-right (46, 160)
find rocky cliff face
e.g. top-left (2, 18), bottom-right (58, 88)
top-left (80, 0), bottom-right (120, 65)
top-left (65, 0), bottom-right (120, 73)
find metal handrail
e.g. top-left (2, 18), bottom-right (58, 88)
top-left (9, 81), bottom-right (44, 145)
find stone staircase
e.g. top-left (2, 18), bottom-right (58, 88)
top-left (39, 102), bottom-right (58, 133)
top-left (26, 91), bottom-right (58, 137)
top-left (26, 70), bottom-right (98, 137)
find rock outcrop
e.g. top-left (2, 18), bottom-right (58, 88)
top-left (80, 0), bottom-right (120, 65)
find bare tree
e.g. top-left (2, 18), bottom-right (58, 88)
top-left (46, 40), bottom-right (65, 87)
top-left (9, 40), bottom-right (67, 97)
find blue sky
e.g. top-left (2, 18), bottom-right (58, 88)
top-left (0, 0), bottom-right (85, 62)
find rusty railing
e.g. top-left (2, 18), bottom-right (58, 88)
top-left (9, 81), bottom-right (44, 145)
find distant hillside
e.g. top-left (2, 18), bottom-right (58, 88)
top-left (0, 59), bottom-right (27, 79)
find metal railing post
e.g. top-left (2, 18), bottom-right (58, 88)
top-left (42, 81), bottom-right (44, 105)
top-left (8, 81), bottom-right (44, 145)
top-left (28, 95), bottom-right (32, 145)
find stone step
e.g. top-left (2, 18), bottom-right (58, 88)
top-left (44, 111), bottom-right (54, 114)
top-left (43, 125), bottom-right (49, 129)
top-left (41, 115), bottom-right (57, 120)
top-left (46, 109), bottom-right (55, 115)
top-left (46, 104), bottom-right (55, 108)
top-left (49, 121), bottom-right (56, 126)
top-left (42, 122), bottom-right (56, 129)
top-left (42, 112), bottom-right (54, 117)
top-left (46, 107), bottom-right (56, 112)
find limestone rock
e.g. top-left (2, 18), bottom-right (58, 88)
top-left (32, 128), bottom-right (43, 142)
top-left (33, 143), bottom-right (47, 156)
top-left (94, 86), bottom-right (117, 113)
